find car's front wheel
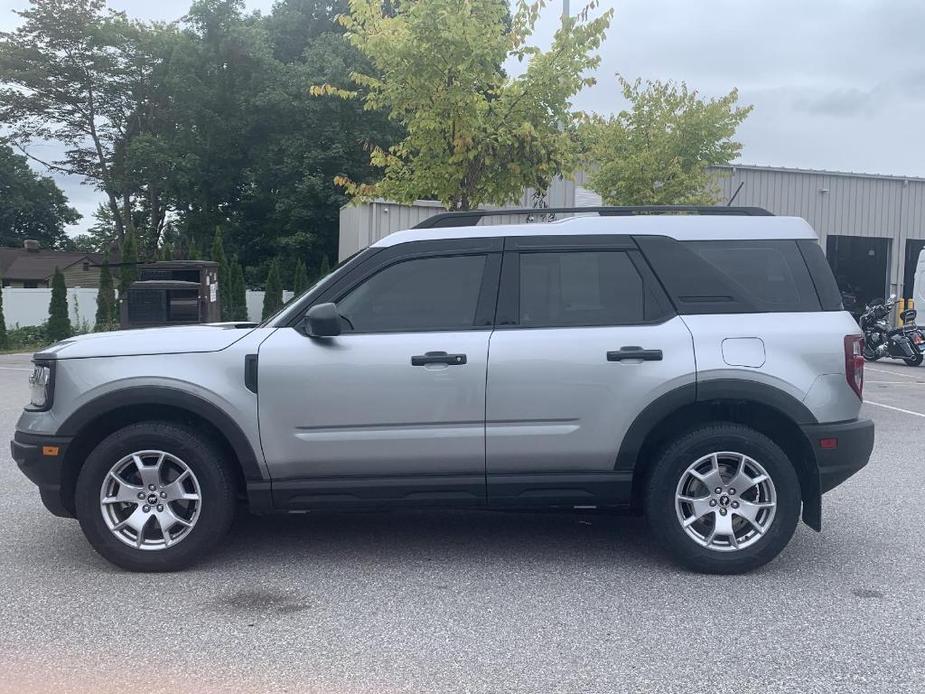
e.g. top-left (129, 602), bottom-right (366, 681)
top-left (75, 421), bottom-right (237, 572)
top-left (645, 423), bottom-right (801, 574)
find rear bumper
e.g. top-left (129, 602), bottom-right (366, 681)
top-left (801, 417), bottom-right (875, 494)
top-left (10, 431), bottom-right (74, 518)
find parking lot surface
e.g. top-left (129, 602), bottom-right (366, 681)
top-left (1, 351), bottom-right (923, 693)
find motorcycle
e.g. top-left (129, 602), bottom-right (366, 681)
top-left (859, 294), bottom-right (925, 366)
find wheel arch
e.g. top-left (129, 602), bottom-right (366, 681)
top-left (56, 387), bottom-right (263, 516)
top-left (617, 380), bottom-right (821, 529)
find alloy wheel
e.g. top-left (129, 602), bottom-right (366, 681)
top-left (99, 450), bottom-right (202, 550)
top-left (675, 451), bottom-right (777, 552)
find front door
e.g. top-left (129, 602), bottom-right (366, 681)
top-left (485, 239), bottom-right (696, 506)
top-left (258, 248), bottom-right (501, 508)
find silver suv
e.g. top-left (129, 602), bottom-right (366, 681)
top-left (11, 207), bottom-right (874, 574)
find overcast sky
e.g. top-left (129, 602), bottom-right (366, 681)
top-left (2, 0), bottom-right (924, 234)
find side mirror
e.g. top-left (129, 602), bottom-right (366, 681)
top-left (303, 303), bottom-right (342, 337)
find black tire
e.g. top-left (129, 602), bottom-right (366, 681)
top-left (903, 352), bottom-right (923, 367)
top-left (75, 421), bottom-right (237, 572)
top-left (645, 423), bottom-right (801, 574)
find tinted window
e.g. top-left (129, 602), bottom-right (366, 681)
top-left (636, 236), bottom-right (822, 314)
top-left (517, 251), bottom-right (647, 326)
top-left (337, 254), bottom-right (487, 332)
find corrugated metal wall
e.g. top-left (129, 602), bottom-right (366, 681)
top-left (713, 165), bottom-right (925, 296)
top-left (338, 177), bottom-right (577, 260)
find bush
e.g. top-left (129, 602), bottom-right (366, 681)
top-left (4, 324), bottom-right (48, 352)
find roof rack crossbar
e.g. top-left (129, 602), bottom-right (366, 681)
top-left (412, 205), bottom-right (773, 229)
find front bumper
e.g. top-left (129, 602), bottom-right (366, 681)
top-left (11, 431), bottom-right (74, 518)
top-left (801, 417), bottom-right (875, 494)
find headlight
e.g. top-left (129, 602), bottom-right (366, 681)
top-left (27, 362), bottom-right (54, 411)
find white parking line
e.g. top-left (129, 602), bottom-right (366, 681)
top-left (866, 366), bottom-right (921, 379)
top-left (865, 401), bottom-right (925, 418)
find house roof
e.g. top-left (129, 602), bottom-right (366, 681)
top-left (0, 247), bottom-right (118, 281)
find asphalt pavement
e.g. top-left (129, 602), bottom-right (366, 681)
top-left (0, 351), bottom-right (923, 693)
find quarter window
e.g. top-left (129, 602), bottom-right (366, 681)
top-left (517, 251), bottom-right (648, 327)
top-left (336, 254), bottom-right (488, 332)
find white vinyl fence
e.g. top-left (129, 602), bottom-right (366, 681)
top-left (2, 287), bottom-right (293, 330)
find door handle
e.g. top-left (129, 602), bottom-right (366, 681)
top-left (411, 351), bottom-right (467, 366)
top-left (607, 346), bottom-right (663, 362)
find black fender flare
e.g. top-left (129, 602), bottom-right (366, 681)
top-left (614, 378), bottom-right (821, 527)
top-left (57, 386), bottom-right (265, 481)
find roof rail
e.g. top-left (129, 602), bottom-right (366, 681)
top-left (412, 205), bottom-right (774, 229)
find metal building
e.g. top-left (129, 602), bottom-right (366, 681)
top-left (338, 177), bottom-right (577, 260)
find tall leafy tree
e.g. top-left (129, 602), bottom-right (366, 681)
top-left (0, 0), bottom-right (177, 249)
top-left (583, 77), bottom-right (752, 205)
top-left (47, 268), bottom-right (72, 342)
top-left (314, 0), bottom-right (613, 210)
top-left (95, 254), bottom-right (117, 330)
top-left (0, 144), bottom-right (80, 248)
top-left (262, 259), bottom-right (283, 319)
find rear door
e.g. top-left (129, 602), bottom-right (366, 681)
top-left (485, 235), bottom-right (696, 506)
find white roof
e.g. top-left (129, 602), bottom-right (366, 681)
top-left (373, 214), bottom-right (818, 247)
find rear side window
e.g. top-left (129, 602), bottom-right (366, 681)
top-left (515, 250), bottom-right (668, 327)
top-left (636, 237), bottom-right (823, 314)
top-left (797, 240), bottom-right (844, 311)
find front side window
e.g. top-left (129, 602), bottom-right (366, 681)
top-left (337, 254), bottom-right (487, 332)
top-left (517, 251), bottom-right (647, 327)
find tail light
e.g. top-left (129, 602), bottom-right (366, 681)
top-left (844, 335), bottom-right (864, 399)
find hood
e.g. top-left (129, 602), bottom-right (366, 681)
top-left (37, 323), bottom-right (256, 360)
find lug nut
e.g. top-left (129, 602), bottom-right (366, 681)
top-left (157, 505), bottom-right (164, 512)
top-left (160, 491), bottom-right (167, 499)
top-left (142, 505), bottom-right (150, 513)
top-left (719, 508), bottom-right (728, 516)
top-left (709, 499), bottom-right (718, 507)
top-left (729, 488), bottom-right (736, 495)
top-left (137, 492), bottom-right (145, 500)
top-left (148, 484), bottom-right (156, 491)
top-left (732, 501), bottom-right (740, 509)
top-left (714, 487), bottom-right (722, 494)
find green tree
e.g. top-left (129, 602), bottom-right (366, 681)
top-left (47, 268), bottom-right (72, 342)
top-left (583, 77), bottom-right (752, 205)
top-left (292, 258), bottom-right (309, 296)
top-left (0, 144), bottom-right (80, 248)
top-left (119, 229), bottom-right (138, 297)
top-left (95, 254), bottom-right (117, 331)
top-left (230, 261), bottom-right (248, 321)
top-left (319, 254), bottom-right (331, 279)
top-left (262, 259), bottom-right (283, 319)
top-left (0, 0), bottom-right (178, 249)
top-left (314, 0), bottom-right (613, 210)
top-left (0, 270), bottom-right (7, 349)
top-left (211, 226), bottom-right (230, 319)
top-left (160, 243), bottom-right (173, 261)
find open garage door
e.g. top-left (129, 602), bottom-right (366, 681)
top-left (825, 236), bottom-right (891, 318)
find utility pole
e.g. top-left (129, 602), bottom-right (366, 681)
top-left (562, 0), bottom-right (570, 25)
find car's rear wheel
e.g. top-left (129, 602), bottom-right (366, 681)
top-left (75, 421), bottom-right (236, 572)
top-left (645, 423), bottom-right (801, 574)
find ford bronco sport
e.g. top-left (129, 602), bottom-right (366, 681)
top-left (11, 206), bottom-right (874, 573)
